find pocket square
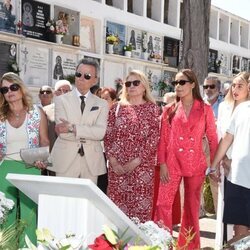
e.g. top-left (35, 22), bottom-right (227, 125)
top-left (90, 106), bottom-right (99, 111)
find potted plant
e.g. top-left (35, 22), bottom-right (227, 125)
top-left (123, 43), bottom-right (133, 57)
top-left (106, 34), bottom-right (119, 54)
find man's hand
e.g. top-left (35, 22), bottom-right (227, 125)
top-left (55, 118), bottom-right (71, 135)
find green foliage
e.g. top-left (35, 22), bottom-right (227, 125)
top-left (64, 74), bottom-right (75, 85)
top-left (203, 177), bottom-right (215, 214)
top-left (123, 43), bottom-right (133, 51)
top-left (0, 220), bottom-right (27, 249)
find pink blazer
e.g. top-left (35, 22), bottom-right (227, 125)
top-left (158, 99), bottom-right (218, 176)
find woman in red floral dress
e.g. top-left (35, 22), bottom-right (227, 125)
top-left (104, 70), bottom-right (160, 222)
top-left (154, 69), bottom-right (218, 249)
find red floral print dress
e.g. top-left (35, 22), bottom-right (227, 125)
top-left (104, 102), bottom-right (160, 222)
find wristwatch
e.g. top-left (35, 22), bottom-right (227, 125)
top-left (68, 124), bottom-right (74, 133)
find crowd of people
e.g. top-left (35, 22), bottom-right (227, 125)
top-left (0, 57), bottom-right (249, 249)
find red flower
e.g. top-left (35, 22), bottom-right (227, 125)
top-left (88, 234), bottom-right (114, 250)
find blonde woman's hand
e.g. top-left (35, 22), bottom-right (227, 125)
top-left (112, 164), bottom-right (126, 175)
top-left (125, 158), bottom-right (141, 173)
top-left (160, 163), bottom-right (170, 183)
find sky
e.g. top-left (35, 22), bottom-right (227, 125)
top-left (211, 0), bottom-right (250, 20)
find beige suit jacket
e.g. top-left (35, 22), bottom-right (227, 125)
top-left (50, 89), bottom-right (109, 175)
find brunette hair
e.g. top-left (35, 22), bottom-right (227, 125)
top-left (0, 72), bottom-right (33, 121)
top-left (167, 69), bottom-right (203, 124)
top-left (101, 87), bottom-right (117, 101)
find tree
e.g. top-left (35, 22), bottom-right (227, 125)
top-left (180, 0), bottom-right (211, 85)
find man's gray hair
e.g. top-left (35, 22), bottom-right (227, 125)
top-left (204, 76), bottom-right (221, 90)
top-left (76, 58), bottom-right (100, 77)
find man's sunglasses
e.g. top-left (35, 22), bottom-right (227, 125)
top-left (171, 80), bottom-right (190, 86)
top-left (203, 84), bottom-right (216, 90)
top-left (75, 72), bottom-right (92, 80)
top-left (0, 83), bottom-right (20, 94)
top-left (124, 80), bottom-right (141, 87)
top-left (40, 90), bottom-right (52, 95)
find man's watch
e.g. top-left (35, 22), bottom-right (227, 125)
top-left (68, 124), bottom-right (74, 133)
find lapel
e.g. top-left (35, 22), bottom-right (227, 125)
top-left (68, 89), bottom-right (82, 123)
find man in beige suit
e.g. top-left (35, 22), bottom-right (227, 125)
top-left (50, 58), bottom-right (109, 184)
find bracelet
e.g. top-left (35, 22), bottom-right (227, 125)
top-left (205, 167), bottom-right (217, 176)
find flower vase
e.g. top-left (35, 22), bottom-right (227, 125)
top-left (125, 51), bottom-right (132, 58)
top-left (107, 44), bottom-right (114, 54)
top-left (56, 34), bottom-right (64, 44)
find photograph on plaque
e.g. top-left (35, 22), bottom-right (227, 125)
top-left (0, 0), bottom-right (16, 33)
top-left (163, 37), bottom-right (179, 67)
top-left (19, 43), bottom-right (49, 87)
top-left (232, 55), bottom-right (240, 74)
top-left (217, 51), bottom-right (230, 75)
top-left (21, 0), bottom-right (50, 40)
top-left (80, 16), bottom-right (100, 53)
top-left (241, 57), bottom-right (249, 72)
top-left (208, 49), bottom-right (218, 73)
top-left (106, 21), bottom-right (125, 55)
top-left (145, 66), bottom-right (162, 96)
top-left (0, 41), bottom-right (17, 76)
top-left (147, 32), bottom-right (163, 62)
top-left (54, 5), bottom-right (80, 46)
top-left (126, 27), bottom-right (142, 59)
top-left (52, 51), bottom-right (77, 86)
top-left (162, 69), bottom-right (176, 92)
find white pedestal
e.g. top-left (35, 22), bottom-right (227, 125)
top-left (6, 174), bottom-right (150, 245)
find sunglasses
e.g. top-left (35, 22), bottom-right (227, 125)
top-left (124, 80), bottom-right (141, 87)
top-left (171, 80), bottom-right (190, 86)
top-left (0, 83), bottom-right (20, 94)
top-left (203, 84), bottom-right (216, 90)
top-left (40, 90), bottom-right (52, 95)
top-left (75, 72), bottom-right (92, 80)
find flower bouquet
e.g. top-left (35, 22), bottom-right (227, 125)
top-left (46, 19), bottom-right (68, 35)
top-left (106, 34), bottom-right (119, 45)
top-left (88, 221), bottom-right (173, 250)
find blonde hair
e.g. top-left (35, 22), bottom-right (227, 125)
top-left (119, 70), bottom-right (156, 105)
top-left (0, 72), bottom-right (33, 121)
top-left (224, 71), bottom-right (250, 104)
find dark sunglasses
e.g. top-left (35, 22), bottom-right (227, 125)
top-left (40, 90), bottom-right (52, 95)
top-left (0, 83), bottom-right (20, 94)
top-left (124, 80), bottom-right (141, 87)
top-left (203, 84), bottom-right (216, 90)
top-left (75, 72), bottom-right (92, 80)
top-left (171, 80), bottom-right (190, 86)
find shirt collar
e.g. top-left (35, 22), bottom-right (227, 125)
top-left (75, 89), bottom-right (90, 100)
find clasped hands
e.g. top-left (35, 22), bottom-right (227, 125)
top-left (55, 118), bottom-right (73, 135)
top-left (110, 157), bottom-right (141, 175)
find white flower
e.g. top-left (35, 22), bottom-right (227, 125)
top-left (131, 218), bottom-right (173, 250)
top-left (0, 191), bottom-right (14, 224)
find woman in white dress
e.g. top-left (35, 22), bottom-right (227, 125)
top-left (215, 71), bottom-right (250, 249)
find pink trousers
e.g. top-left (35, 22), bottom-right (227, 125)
top-left (154, 174), bottom-right (205, 250)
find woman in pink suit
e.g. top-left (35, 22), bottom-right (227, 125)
top-left (154, 69), bottom-right (218, 249)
